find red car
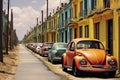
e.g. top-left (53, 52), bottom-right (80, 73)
top-left (62, 38), bottom-right (117, 77)
top-left (40, 42), bottom-right (53, 56)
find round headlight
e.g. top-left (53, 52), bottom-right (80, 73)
top-left (108, 59), bottom-right (115, 65)
top-left (80, 59), bottom-right (87, 65)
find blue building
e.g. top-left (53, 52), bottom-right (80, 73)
top-left (58, 2), bottom-right (73, 43)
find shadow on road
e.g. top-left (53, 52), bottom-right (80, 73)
top-left (65, 70), bottom-right (120, 79)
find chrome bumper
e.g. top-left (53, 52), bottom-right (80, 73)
top-left (79, 67), bottom-right (117, 72)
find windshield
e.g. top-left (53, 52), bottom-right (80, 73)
top-left (44, 43), bottom-right (53, 47)
top-left (56, 44), bottom-right (67, 48)
top-left (76, 40), bottom-right (104, 50)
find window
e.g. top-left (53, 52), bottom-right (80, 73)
top-left (62, 13), bottom-right (64, 27)
top-left (94, 23), bottom-right (100, 39)
top-left (54, 18), bottom-right (56, 29)
top-left (70, 8), bottom-right (72, 18)
top-left (85, 25), bottom-right (89, 38)
top-left (65, 30), bottom-right (67, 43)
top-left (84, 0), bottom-right (88, 16)
top-left (56, 44), bottom-right (67, 48)
top-left (69, 42), bottom-right (75, 51)
top-left (80, 1), bottom-right (83, 17)
top-left (91, 0), bottom-right (96, 10)
top-left (74, 5), bottom-right (77, 18)
top-left (65, 11), bottom-right (68, 24)
top-left (70, 28), bottom-right (72, 41)
top-left (104, 0), bottom-right (110, 8)
top-left (76, 40), bottom-right (104, 50)
top-left (74, 28), bottom-right (77, 38)
top-left (62, 32), bottom-right (64, 42)
top-left (79, 26), bottom-right (83, 38)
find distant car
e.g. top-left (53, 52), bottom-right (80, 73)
top-left (62, 38), bottom-right (117, 77)
top-left (40, 42), bottom-right (53, 56)
top-left (48, 42), bottom-right (67, 64)
top-left (29, 43), bottom-right (37, 51)
top-left (35, 43), bottom-right (43, 54)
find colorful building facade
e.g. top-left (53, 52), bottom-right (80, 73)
top-left (24, 0), bottom-right (120, 73)
top-left (58, 2), bottom-right (73, 43)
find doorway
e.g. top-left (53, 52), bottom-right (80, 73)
top-left (107, 19), bottom-right (113, 55)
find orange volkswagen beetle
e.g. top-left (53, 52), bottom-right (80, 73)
top-left (62, 38), bottom-right (117, 77)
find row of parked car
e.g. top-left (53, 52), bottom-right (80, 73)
top-left (26, 42), bottom-right (67, 63)
top-left (25, 38), bottom-right (118, 77)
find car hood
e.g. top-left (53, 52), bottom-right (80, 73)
top-left (77, 49), bottom-right (106, 65)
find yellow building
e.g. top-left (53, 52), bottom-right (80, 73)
top-left (46, 12), bottom-right (59, 43)
top-left (71, 0), bottom-right (93, 39)
top-left (38, 23), bottom-right (43, 43)
top-left (113, 0), bottom-right (120, 73)
top-left (71, 0), bottom-right (120, 73)
top-left (25, 29), bottom-right (34, 43)
top-left (90, 0), bottom-right (120, 73)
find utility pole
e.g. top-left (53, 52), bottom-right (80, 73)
top-left (0, 0), bottom-right (3, 62)
top-left (41, 10), bottom-right (43, 43)
top-left (6, 0), bottom-right (10, 54)
top-left (10, 9), bottom-right (13, 50)
top-left (36, 17), bottom-right (38, 43)
top-left (46, 0), bottom-right (48, 19)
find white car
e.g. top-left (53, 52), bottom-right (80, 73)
top-left (35, 43), bottom-right (43, 54)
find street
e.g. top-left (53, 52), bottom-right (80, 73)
top-left (15, 44), bottom-right (120, 80)
top-left (14, 44), bottom-right (60, 80)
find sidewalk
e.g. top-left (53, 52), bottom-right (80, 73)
top-left (14, 44), bottom-right (60, 80)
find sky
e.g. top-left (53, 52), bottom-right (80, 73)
top-left (3, 0), bottom-right (69, 41)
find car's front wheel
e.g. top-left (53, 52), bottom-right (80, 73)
top-left (62, 58), bottom-right (67, 72)
top-left (73, 65), bottom-right (80, 77)
top-left (108, 71), bottom-right (116, 78)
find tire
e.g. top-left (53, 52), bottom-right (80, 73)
top-left (48, 56), bottom-right (50, 62)
top-left (73, 64), bottom-right (80, 77)
top-left (51, 59), bottom-right (55, 64)
top-left (62, 59), bottom-right (67, 72)
top-left (108, 71), bottom-right (116, 78)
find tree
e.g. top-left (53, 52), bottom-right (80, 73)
top-left (0, 0), bottom-right (3, 62)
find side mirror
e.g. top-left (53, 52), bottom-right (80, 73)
top-left (106, 48), bottom-right (110, 54)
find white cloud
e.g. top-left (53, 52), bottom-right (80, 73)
top-left (11, 6), bottom-right (41, 40)
top-left (10, 0), bottom-right (69, 40)
top-left (31, 0), bottom-right (37, 4)
top-left (40, 0), bottom-right (69, 18)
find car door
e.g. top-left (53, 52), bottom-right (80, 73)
top-left (66, 42), bottom-right (76, 66)
top-left (49, 45), bottom-right (55, 60)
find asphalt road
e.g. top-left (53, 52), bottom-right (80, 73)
top-left (14, 44), bottom-right (60, 80)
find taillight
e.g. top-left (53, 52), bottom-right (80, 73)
top-left (44, 48), bottom-right (46, 51)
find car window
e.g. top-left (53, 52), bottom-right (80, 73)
top-left (52, 45), bottom-right (56, 50)
top-left (56, 44), bottom-right (67, 48)
top-left (76, 40), bottom-right (104, 49)
top-left (44, 43), bottom-right (53, 47)
top-left (69, 42), bottom-right (75, 51)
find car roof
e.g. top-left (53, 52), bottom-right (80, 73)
top-left (72, 38), bottom-right (101, 43)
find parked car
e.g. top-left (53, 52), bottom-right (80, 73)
top-left (48, 42), bottom-right (67, 63)
top-left (62, 38), bottom-right (117, 77)
top-left (35, 43), bottom-right (43, 54)
top-left (40, 42), bottom-right (53, 56)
